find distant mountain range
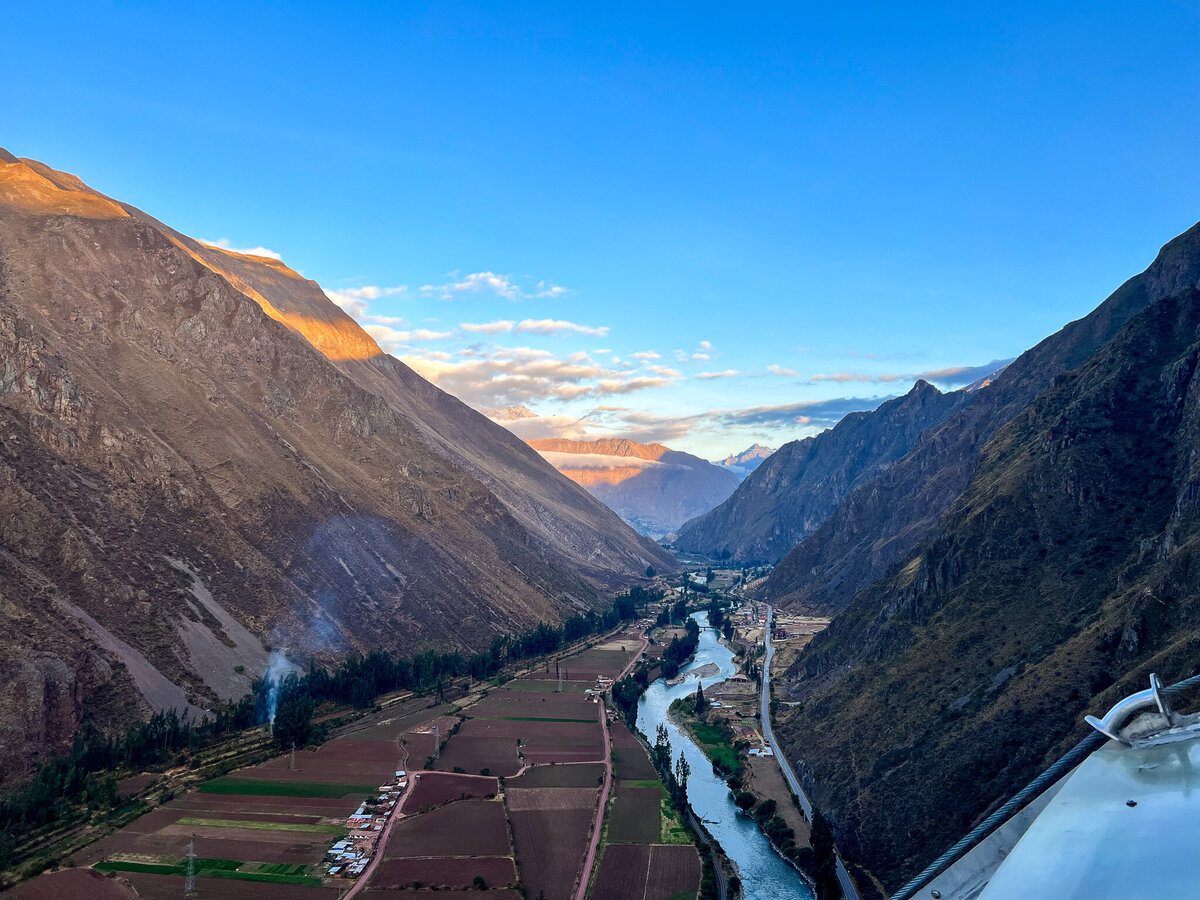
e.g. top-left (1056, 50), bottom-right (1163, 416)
top-left (0, 149), bottom-right (673, 779)
top-left (715, 443), bottom-right (775, 480)
top-left (526, 438), bottom-right (739, 538)
top-left (673, 382), bottom-right (973, 563)
top-left (767, 220), bottom-right (1200, 889)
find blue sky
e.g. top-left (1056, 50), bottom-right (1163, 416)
top-left (4, 1), bottom-right (1198, 457)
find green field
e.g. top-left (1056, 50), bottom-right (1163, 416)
top-left (176, 816), bottom-right (345, 834)
top-left (473, 715), bottom-right (597, 723)
top-left (95, 858), bottom-right (322, 886)
top-left (687, 721), bottom-right (742, 775)
top-left (197, 777), bottom-right (376, 798)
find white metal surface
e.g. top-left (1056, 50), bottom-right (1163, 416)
top-left (978, 734), bottom-right (1200, 899)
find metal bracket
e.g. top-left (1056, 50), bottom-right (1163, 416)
top-left (1085, 673), bottom-right (1172, 744)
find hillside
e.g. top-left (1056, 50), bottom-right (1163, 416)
top-left (0, 150), bottom-right (673, 778)
top-left (773, 225), bottom-right (1200, 888)
top-left (762, 222), bottom-right (1200, 613)
top-left (526, 437), bottom-right (739, 537)
top-left (674, 381), bottom-right (971, 563)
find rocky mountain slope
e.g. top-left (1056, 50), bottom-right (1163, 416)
top-left (526, 437), bottom-right (739, 537)
top-left (717, 443), bottom-right (775, 480)
top-left (772, 222), bottom-right (1200, 889)
top-left (762, 224), bottom-right (1200, 613)
top-left (673, 382), bottom-right (971, 563)
top-left (0, 150), bottom-right (672, 778)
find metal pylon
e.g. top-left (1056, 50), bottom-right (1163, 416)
top-left (185, 837), bottom-right (197, 897)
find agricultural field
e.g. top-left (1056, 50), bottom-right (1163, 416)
top-left (589, 721), bottom-right (701, 900)
top-left (10, 625), bottom-right (652, 899)
top-left (401, 772), bottom-right (497, 812)
top-left (63, 717), bottom-right (405, 895)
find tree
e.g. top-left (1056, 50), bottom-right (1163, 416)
top-left (646, 565), bottom-right (657, 578)
top-left (273, 695), bottom-right (315, 750)
top-left (694, 683), bottom-right (708, 715)
top-left (674, 752), bottom-right (691, 805)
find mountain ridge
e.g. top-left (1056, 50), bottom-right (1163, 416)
top-left (762, 221), bottom-right (1200, 613)
top-left (0, 150), bottom-right (672, 778)
top-left (526, 436), bottom-right (739, 537)
top-left (673, 380), bottom-right (972, 563)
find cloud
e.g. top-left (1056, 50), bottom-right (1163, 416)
top-left (461, 320), bottom-right (516, 334)
top-left (631, 351), bottom-right (660, 361)
top-left (420, 271), bottom-right (571, 301)
top-left (489, 394), bottom-right (893, 449)
top-left (699, 340), bottom-right (713, 351)
top-left (809, 359), bottom-right (1013, 387)
top-left (696, 370), bottom-right (740, 379)
top-left (201, 237), bottom-right (282, 260)
top-left (514, 318), bottom-right (609, 338)
top-left (400, 344), bottom-right (680, 407)
top-left (324, 286), bottom-right (408, 320)
top-left (767, 364), bottom-right (799, 376)
top-left (363, 324), bottom-right (453, 353)
top-left (691, 352), bottom-right (711, 361)
top-left (644, 365), bottom-right (684, 378)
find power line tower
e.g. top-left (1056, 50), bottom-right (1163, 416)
top-left (290, 742), bottom-right (296, 771)
top-left (184, 837), bottom-right (198, 898)
top-left (433, 724), bottom-right (440, 760)
top-left (556, 661), bottom-right (562, 693)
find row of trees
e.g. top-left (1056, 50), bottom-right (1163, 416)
top-left (0, 587), bottom-right (658, 860)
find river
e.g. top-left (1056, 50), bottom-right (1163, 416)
top-left (636, 613), bottom-right (815, 900)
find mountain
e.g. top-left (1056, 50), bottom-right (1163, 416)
top-left (0, 150), bottom-right (673, 778)
top-left (772, 222), bottom-right (1200, 889)
top-left (716, 443), bottom-right (775, 480)
top-left (526, 438), bottom-right (739, 538)
top-left (761, 226), bottom-right (1200, 613)
top-left (673, 382), bottom-right (972, 563)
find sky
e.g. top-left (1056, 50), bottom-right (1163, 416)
top-left (4, 1), bottom-right (1198, 458)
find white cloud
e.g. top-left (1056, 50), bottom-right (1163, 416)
top-left (363, 324), bottom-right (453, 353)
top-left (699, 340), bottom-right (713, 351)
top-left (461, 320), bottom-right (515, 334)
top-left (201, 237), bottom-right (282, 260)
top-left (400, 344), bottom-right (679, 408)
top-left (420, 272), bottom-right (571, 302)
top-left (631, 351), bottom-right (660, 361)
top-left (767, 364), bottom-right (799, 376)
top-left (514, 318), bottom-right (609, 338)
top-left (696, 370), bottom-right (740, 379)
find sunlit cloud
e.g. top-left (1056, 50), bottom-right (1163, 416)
top-left (400, 344), bottom-right (680, 407)
top-left (631, 350), bottom-right (660, 361)
top-left (201, 237), bottom-right (282, 260)
top-left (514, 318), bottom-right (609, 338)
top-left (460, 320), bottom-right (515, 334)
top-left (767, 364), bottom-right (799, 376)
top-left (696, 370), bottom-right (740, 379)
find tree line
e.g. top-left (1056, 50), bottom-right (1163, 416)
top-left (0, 585), bottom-right (658, 864)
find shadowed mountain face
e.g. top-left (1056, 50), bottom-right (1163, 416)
top-left (772, 222), bottom-right (1200, 889)
top-left (673, 382), bottom-right (972, 563)
top-left (526, 438), bottom-right (739, 538)
top-left (0, 151), bottom-right (673, 778)
top-left (763, 224), bottom-right (1200, 614)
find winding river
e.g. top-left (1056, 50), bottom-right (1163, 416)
top-left (636, 613), bottom-right (815, 900)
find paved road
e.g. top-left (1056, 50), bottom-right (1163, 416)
top-left (573, 635), bottom-right (649, 900)
top-left (761, 606), bottom-right (861, 900)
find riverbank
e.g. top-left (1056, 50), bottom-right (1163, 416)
top-left (668, 695), bottom-right (816, 885)
top-left (636, 613), bottom-right (814, 900)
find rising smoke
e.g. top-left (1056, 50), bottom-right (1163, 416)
top-left (263, 649), bottom-right (293, 727)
